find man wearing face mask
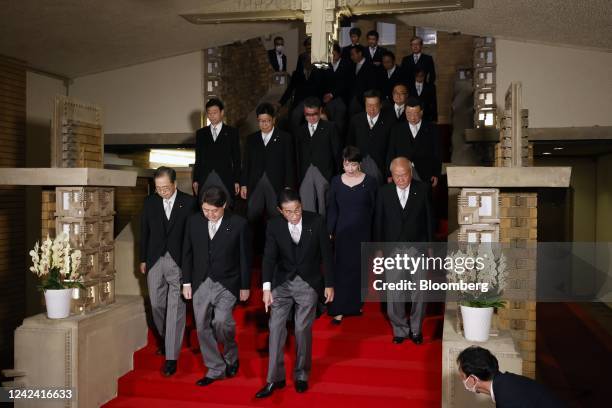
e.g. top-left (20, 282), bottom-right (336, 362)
top-left (267, 36), bottom-right (287, 72)
top-left (457, 346), bottom-right (565, 407)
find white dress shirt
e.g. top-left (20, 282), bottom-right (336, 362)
top-left (409, 120), bottom-right (422, 138)
top-left (163, 189), bottom-right (177, 220)
top-left (369, 46), bottom-right (378, 59)
top-left (208, 216), bottom-right (223, 240)
top-left (415, 81), bottom-right (423, 96)
top-left (367, 113), bottom-right (379, 129)
top-left (396, 184), bottom-right (411, 209)
top-left (355, 58), bottom-right (366, 75)
top-left (308, 121), bottom-right (319, 137)
top-left (387, 65), bottom-right (396, 79)
top-left (263, 219), bottom-right (303, 290)
top-left (413, 52), bottom-right (421, 64)
top-left (276, 52), bottom-right (284, 71)
top-left (210, 122), bottom-right (223, 142)
top-left (394, 103), bottom-right (405, 119)
top-left (262, 128), bottom-right (274, 146)
top-left (332, 59), bottom-right (341, 72)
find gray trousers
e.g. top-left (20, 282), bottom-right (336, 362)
top-left (361, 155), bottom-right (383, 185)
top-left (267, 276), bottom-right (318, 382)
top-left (247, 174), bottom-right (278, 222)
top-left (385, 248), bottom-right (426, 337)
top-left (299, 165), bottom-right (329, 216)
top-left (193, 278), bottom-right (238, 379)
top-left (147, 252), bottom-right (186, 360)
top-left (201, 170), bottom-right (233, 206)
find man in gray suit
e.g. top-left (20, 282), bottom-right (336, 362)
top-left (182, 186), bottom-right (251, 386)
top-left (255, 188), bottom-right (334, 398)
top-left (140, 166), bottom-right (197, 376)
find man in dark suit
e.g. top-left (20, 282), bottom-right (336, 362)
top-left (295, 36), bottom-right (312, 74)
top-left (192, 98), bottom-right (241, 205)
top-left (346, 89), bottom-right (393, 184)
top-left (255, 189), bottom-right (334, 398)
top-left (295, 97), bottom-right (341, 215)
top-left (348, 46), bottom-right (379, 116)
top-left (322, 42), bottom-right (350, 137)
top-left (379, 51), bottom-right (405, 102)
top-left (457, 346), bottom-right (565, 407)
top-left (182, 186), bottom-right (251, 386)
top-left (400, 36), bottom-right (436, 84)
top-left (279, 54), bottom-right (326, 131)
top-left (341, 27), bottom-right (363, 60)
top-left (386, 97), bottom-right (441, 188)
top-left (267, 36), bottom-right (287, 72)
top-left (364, 30), bottom-right (387, 67)
top-left (241, 103), bottom-right (295, 223)
top-left (409, 67), bottom-right (438, 123)
top-left (373, 158), bottom-right (432, 344)
top-left (381, 83), bottom-right (409, 124)
top-left (140, 166), bottom-right (197, 376)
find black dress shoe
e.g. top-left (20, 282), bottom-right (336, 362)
top-left (410, 332), bottom-right (423, 345)
top-left (392, 336), bottom-right (405, 344)
top-left (226, 360), bottom-right (239, 378)
top-left (255, 381), bottom-right (286, 398)
top-left (196, 376), bottom-right (219, 386)
top-left (162, 360), bottom-right (177, 377)
top-left (295, 380), bottom-right (308, 393)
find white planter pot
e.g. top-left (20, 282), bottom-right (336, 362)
top-left (44, 288), bottom-right (72, 319)
top-left (460, 305), bottom-right (494, 342)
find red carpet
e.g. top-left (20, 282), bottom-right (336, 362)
top-left (103, 287), bottom-right (443, 407)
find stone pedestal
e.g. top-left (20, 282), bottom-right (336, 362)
top-left (8, 296), bottom-right (147, 407)
top-left (442, 303), bottom-right (522, 408)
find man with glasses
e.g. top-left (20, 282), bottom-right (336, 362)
top-left (255, 188), bottom-right (334, 398)
top-left (295, 97), bottom-right (340, 215)
top-left (140, 166), bottom-right (197, 376)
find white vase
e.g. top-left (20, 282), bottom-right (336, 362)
top-left (44, 288), bottom-right (72, 319)
top-left (460, 305), bottom-right (494, 342)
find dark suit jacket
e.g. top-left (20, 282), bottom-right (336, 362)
top-left (350, 61), bottom-right (380, 107)
top-left (295, 120), bottom-right (341, 183)
top-left (373, 180), bottom-right (432, 243)
top-left (241, 128), bottom-right (296, 195)
top-left (493, 372), bottom-right (565, 408)
top-left (387, 120), bottom-right (441, 183)
top-left (193, 124), bottom-right (241, 195)
top-left (140, 190), bottom-right (197, 270)
top-left (324, 58), bottom-right (352, 104)
top-left (379, 66), bottom-right (407, 102)
top-left (400, 53), bottom-right (436, 84)
top-left (279, 67), bottom-right (326, 108)
top-left (262, 211), bottom-right (334, 295)
top-left (267, 49), bottom-right (287, 72)
top-left (409, 81), bottom-right (438, 122)
top-left (341, 44), bottom-right (364, 61)
top-left (181, 212), bottom-right (250, 298)
top-left (346, 112), bottom-right (393, 177)
top-left (364, 46), bottom-right (387, 66)
top-left (381, 102), bottom-right (408, 124)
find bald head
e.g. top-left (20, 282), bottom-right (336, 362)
top-left (390, 157), bottom-right (412, 189)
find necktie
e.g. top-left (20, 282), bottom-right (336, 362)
top-left (368, 117), bottom-right (374, 129)
top-left (212, 126), bottom-right (218, 142)
top-left (400, 189), bottom-right (407, 208)
top-left (310, 124), bottom-right (316, 136)
top-left (263, 132), bottom-right (270, 146)
top-left (164, 199), bottom-right (171, 219)
top-left (414, 54), bottom-right (419, 64)
top-left (417, 84), bottom-right (422, 95)
top-left (209, 221), bottom-right (217, 239)
top-left (396, 107), bottom-right (402, 119)
top-left (290, 224), bottom-right (300, 244)
top-left (355, 64), bottom-right (361, 75)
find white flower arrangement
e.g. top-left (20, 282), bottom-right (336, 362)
top-left (446, 245), bottom-right (507, 308)
top-left (29, 233), bottom-right (83, 290)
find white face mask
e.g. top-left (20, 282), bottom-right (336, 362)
top-left (463, 375), bottom-right (478, 393)
top-left (275, 45), bottom-right (284, 53)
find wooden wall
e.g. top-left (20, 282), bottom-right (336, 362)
top-left (0, 55), bottom-right (26, 367)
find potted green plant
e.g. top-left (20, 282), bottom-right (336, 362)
top-left (29, 233), bottom-right (83, 319)
top-left (446, 246), bottom-right (507, 342)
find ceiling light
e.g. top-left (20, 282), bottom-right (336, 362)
top-left (553, 147), bottom-right (564, 150)
top-left (542, 152), bottom-right (552, 155)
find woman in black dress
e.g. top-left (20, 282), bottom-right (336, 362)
top-left (327, 146), bottom-right (378, 323)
